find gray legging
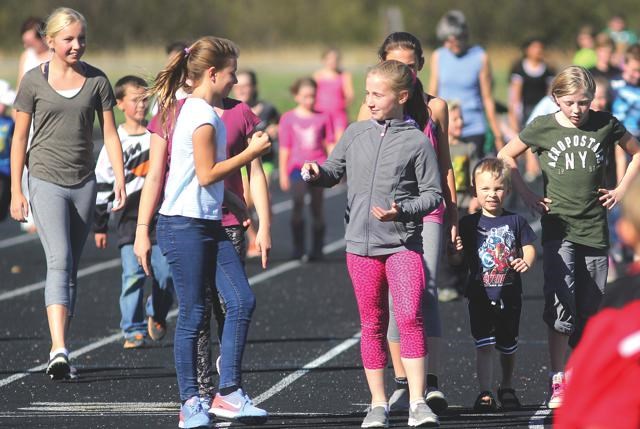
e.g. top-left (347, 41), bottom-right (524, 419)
top-left (28, 175), bottom-right (97, 317)
top-left (388, 221), bottom-right (443, 341)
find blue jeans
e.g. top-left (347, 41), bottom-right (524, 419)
top-left (157, 215), bottom-right (256, 401)
top-left (119, 244), bottom-right (174, 338)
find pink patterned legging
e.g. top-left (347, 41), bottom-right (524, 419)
top-left (346, 251), bottom-right (426, 370)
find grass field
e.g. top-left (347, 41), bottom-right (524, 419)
top-left (0, 45), bottom-right (574, 124)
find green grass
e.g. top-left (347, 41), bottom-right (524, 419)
top-left (0, 45), bottom-right (564, 127)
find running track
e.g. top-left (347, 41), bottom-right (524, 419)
top-left (0, 176), bottom-right (554, 428)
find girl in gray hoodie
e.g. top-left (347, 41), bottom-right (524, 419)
top-left (303, 60), bottom-right (442, 428)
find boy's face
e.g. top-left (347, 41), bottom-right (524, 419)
top-left (294, 84), bottom-right (316, 111)
top-left (555, 91), bottom-right (592, 127)
top-left (591, 84), bottom-right (608, 112)
top-left (117, 85), bottom-right (148, 123)
top-left (623, 58), bottom-right (640, 86)
top-left (474, 171), bottom-right (508, 216)
top-left (448, 107), bottom-right (463, 139)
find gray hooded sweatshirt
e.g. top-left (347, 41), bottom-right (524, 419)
top-left (315, 119), bottom-right (442, 256)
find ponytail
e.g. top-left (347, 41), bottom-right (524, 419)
top-left (147, 36), bottom-right (239, 135)
top-left (406, 74), bottom-right (428, 130)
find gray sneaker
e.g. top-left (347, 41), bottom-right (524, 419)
top-left (408, 400), bottom-right (439, 427)
top-left (389, 388), bottom-right (410, 413)
top-left (361, 406), bottom-right (389, 428)
top-left (425, 388), bottom-right (448, 414)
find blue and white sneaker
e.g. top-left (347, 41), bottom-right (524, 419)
top-left (209, 388), bottom-right (268, 425)
top-left (178, 396), bottom-right (210, 428)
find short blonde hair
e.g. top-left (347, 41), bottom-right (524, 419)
top-left (622, 176), bottom-right (640, 233)
top-left (472, 157), bottom-right (511, 190)
top-left (550, 66), bottom-right (595, 100)
top-left (44, 7), bottom-right (86, 39)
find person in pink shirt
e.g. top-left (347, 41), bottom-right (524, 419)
top-left (313, 48), bottom-right (353, 141)
top-left (279, 77), bottom-right (335, 260)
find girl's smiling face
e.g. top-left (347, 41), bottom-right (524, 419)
top-left (48, 21), bottom-right (86, 64)
top-left (555, 91), bottom-right (592, 127)
top-left (365, 73), bottom-right (406, 122)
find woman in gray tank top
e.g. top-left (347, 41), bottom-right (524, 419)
top-left (10, 7), bottom-right (126, 381)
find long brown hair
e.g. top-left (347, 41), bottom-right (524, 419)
top-left (148, 36), bottom-right (239, 132)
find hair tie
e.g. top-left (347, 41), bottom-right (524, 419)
top-left (184, 47), bottom-right (191, 56)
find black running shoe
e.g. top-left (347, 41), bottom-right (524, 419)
top-left (46, 352), bottom-right (70, 380)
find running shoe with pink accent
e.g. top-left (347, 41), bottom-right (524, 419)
top-left (548, 372), bottom-right (565, 409)
top-left (209, 388), bottom-right (268, 425)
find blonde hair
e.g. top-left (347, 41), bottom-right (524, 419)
top-left (447, 99), bottom-right (461, 113)
top-left (472, 157), bottom-right (511, 190)
top-left (550, 66), bottom-right (595, 100)
top-left (367, 60), bottom-right (428, 130)
top-left (148, 36), bottom-right (239, 131)
top-left (44, 7), bottom-right (86, 39)
top-left (622, 176), bottom-right (640, 233)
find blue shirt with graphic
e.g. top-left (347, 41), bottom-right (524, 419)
top-left (611, 77), bottom-right (640, 138)
top-left (460, 210), bottom-right (537, 302)
top-left (0, 115), bottom-right (15, 176)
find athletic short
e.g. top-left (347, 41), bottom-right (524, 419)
top-left (542, 239), bottom-right (608, 347)
top-left (468, 292), bottom-right (521, 354)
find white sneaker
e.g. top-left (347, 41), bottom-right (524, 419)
top-left (209, 388), bottom-right (268, 425)
top-left (548, 373), bottom-right (565, 409)
top-left (426, 388), bottom-right (448, 414)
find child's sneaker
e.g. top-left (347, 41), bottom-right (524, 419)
top-left (209, 388), bottom-right (268, 425)
top-left (361, 406), bottom-right (389, 428)
top-left (46, 351), bottom-right (70, 380)
top-left (123, 333), bottom-right (145, 349)
top-left (178, 396), bottom-right (210, 429)
top-left (548, 373), bottom-right (565, 409)
top-left (425, 387), bottom-right (448, 414)
top-left (148, 317), bottom-right (167, 341)
top-left (388, 388), bottom-right (409, 413)
top-left (408, 399), bottom-right (439, 427)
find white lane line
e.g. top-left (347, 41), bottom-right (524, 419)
top-left (0, 238), bottom-right (346, 389)
top-left (253, 331), bottom-right (361, 405)
top-left (528, 402), bottom-right (552, 428)
top-left (0, 186), bottom-right (346, 302)
top-left (0, 259), bottom-right (121, 302)
top-left (0, 233), bottom-right (38, 249)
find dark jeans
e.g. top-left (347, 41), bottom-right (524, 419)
top-left (197, 225), bottom-right (246, 398)
top-left (157, 215), bottom-right (256, 401)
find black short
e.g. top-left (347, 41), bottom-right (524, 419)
top-left (468, 292), bottom-right (521, 354)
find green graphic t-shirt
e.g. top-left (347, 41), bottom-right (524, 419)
top-left (519, 111), bottom-right (627, 249)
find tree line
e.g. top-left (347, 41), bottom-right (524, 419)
top-left (0, 0), bottom-right (638, 52)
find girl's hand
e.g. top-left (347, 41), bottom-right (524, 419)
top-left (371, 202), bottom-right (399, 222)
top-left (449, 222), bottom-right (458, 246)
top-left (448, 236), bottom-right (464, 265)
top-left (134, 231), bottom-right (152, 276)
top-left (255, 227), bottom-right (271, 269)
top-left (510, 257), bottom-right (530, 273)
top-left (598, 188), bottom-right (620, 210)
top-left (10, 192), bottom-right (29, 222)
top-left (301, 161), bottom-right (320, 182)
top-left (95, 233), bottom-right (108, 249)
top-left (224, 190), bottom-right (251, 228)
top-left (523, 191), bottom-right (552, 215)
top-left (111, 181), bottom-right (127, 212)
top-left (453, 235), bottom-right (464, 252)
top-left (248, 131), bottom-right (271, 159)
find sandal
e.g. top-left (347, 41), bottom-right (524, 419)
top-left (498, 387), bottom-right (521, 410)
top-left (473, 390), bottom-right (497, 412)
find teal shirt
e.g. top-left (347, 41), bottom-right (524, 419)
top-left (520, 111), bottom-right (627, 249)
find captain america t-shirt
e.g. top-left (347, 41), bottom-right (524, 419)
top-left (460, 211), bottom-right (537, 302)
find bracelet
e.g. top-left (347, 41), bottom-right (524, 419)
top-left (137, 223), bottom-right (149, 227)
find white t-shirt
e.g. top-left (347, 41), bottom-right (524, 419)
top-left (159, 97), bottom-right (227, 220)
